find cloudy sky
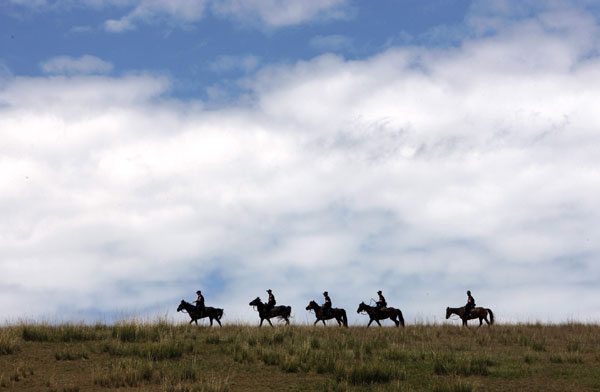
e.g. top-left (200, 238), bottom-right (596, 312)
top-left (1, 0), bottom-right (599, 325)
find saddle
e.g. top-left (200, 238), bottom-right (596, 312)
top-left (197, 307), bottom-right (207, 313)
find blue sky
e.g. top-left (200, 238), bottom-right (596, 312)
top-left (1, 0), bottom-right (600, 325)
top-left (1, 0), bottom-right (471, 98)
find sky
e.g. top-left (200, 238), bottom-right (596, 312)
top-left (1, 0), bottom-right (599, 325)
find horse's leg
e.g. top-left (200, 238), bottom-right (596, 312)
top-left (259, 318), bottom-right (264, 327)
top-left (322, 319), bottom-right (327, 327)
top-left (375, 319), bottom-right (382, 327)
top-left (367, 319), bottom-right (373, 328)
top-left (313, 319), bottom-right (319, 326)
top-left (284, 317), bottom-right (290, 325)
top-left (267, 318), bottom-right (274, 328)
top-left (209, 317), bottom-right (214, 327)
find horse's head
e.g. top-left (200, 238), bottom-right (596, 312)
top-left (177, 300), bottom-right (186, 312)
top-left (305, 300), bottom-right (318, 311)
top-left (357, 302), bottom-right (367, 313)
top-left (249, 297), bottom-right (261, 307)
top-left (445, 307), bottom-right (451, 319)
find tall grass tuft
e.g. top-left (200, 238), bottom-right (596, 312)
top-left (0, 328), bottom-right (20, 355)
top-left (163, 373), bottom-right (231, 392)
top-left (55, 349), bottom-right (89, 360)
top-left (337, 362), bottom-right (405, 385)
top-left (22, 324), bottom-right (104, 342)
top-left (93, 359), bottom-right (155, 387)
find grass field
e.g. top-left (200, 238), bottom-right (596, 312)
top-left (1, 321), bottom-right (599, 391)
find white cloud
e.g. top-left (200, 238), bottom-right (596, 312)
top-left (102, 0), bottom-right (350, 32)
top-left (6, 0), bottom-right (350, 31)
top-left (2, 8), bottom-right (600, 324)
top-left (211, 0), bottom-right (350, 27)
top-left (40, 55), bottom-right (114, 75)
top-left (104, 0), bottom-right (208, 32)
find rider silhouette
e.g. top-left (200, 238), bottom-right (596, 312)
top-left (465, 290), bottom-right (475, 318)
top-left (375, 290), bottom-right (387, 317)
top-left (323, 291), bottom-right (332, 317)
top-left (194, 290), bottom-right (205, 313)
top-left (266, 289), bottom-right (276, 314)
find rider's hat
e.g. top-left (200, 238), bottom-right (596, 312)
top-left (266, 289), bottom-right (272, 293)
top-left (323, 291), bottom-right (328, 295)
top-left (196, 290), bottom-right (202, 294)
top-left (467, 290), bottom-right (471, 295)
top-left (377, 290), bottom-right (382, 294)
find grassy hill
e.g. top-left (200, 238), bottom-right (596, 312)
top-left (1, 322), bottom-right (599, 391)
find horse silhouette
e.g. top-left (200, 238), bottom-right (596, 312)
top-left (249, 297), bottom-right (291, 327)
top-left (306, 300), bottom-right (348, 327)
top-left (357, 302), bottom-right (405, 327)
top-left (446, 306), bottom-right (494, 327)
top-left (177, 300), bottom-right (224, 327)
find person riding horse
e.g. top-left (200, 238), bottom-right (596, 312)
top-left (375, 290), bottom-right (387, 317)
top-left (323, 291), bottom-right (332, 318)
top-left (265, 289), bottom-right (276, 314)
top-left (465, 290), bottom-right (475, 318)
top-left (194, 290), bottom-right (205, 314)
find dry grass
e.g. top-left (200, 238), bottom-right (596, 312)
top-left (0, 327), bottom-right (21, 355)
top-left (0, 322), bottom-right (599, 391)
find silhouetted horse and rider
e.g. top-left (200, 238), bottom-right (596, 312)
top-left (446, 290), bottom-right (494, 327)
top-left (177, 300), bottom-right (224, 327)
top-left (357, 302), bottom-right (405, 327)
top-left (249, 290), bottom-right (292, 327)
top-left (306, 292), bottom-right (348, 327)
top-left (357, 290), bottom-right (405, 327)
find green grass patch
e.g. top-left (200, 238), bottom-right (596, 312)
top-left (102, 340), bottom-right (190, 360)
top-left (22, 324), bottom-right (105, 342)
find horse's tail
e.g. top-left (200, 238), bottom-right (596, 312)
top-left (216, 308), bottom-right (224, 320)
top-left (285, 306), bottom-right (292, 318)
top-left (397, 309), bottom-right (405, 327)
top-left (487, 308), bottom-right (494, 325)
top-left (341, 309), bottom-right (348, 327)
